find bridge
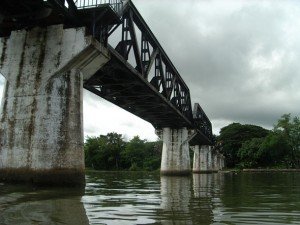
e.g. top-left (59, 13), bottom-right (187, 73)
top-left (0, 0), bottom-right (224, 185)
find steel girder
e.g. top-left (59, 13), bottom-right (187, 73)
top-left (0, 0), bottom-right (213, 144)
top-left (84, 1), bottom-right (213, 143)
top-left (110, 2), bottom-right (193, 122)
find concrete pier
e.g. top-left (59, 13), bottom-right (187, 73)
top-left (193, 145), bottom-right (217, 173)
top-left (0, 25), bottom-right (109, 185)
top-left (216, 153), bottom-right (225, 170)
top-left (160, 127), bottom-right (191, 175)
top-left (192, 145), bottom-right (200, 173)
top-left (213, 152), bottom-right (219, 171)
top-left (220, 154), bottom-right (225, 169)
top-left (207, 146), bottom-right (213, 171)
top-left (200, 145), bottom-right (209, 172)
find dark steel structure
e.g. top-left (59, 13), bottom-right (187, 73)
top-left (190, 103), bottom-right (212, 145)
top-left (0, 0), bottom-right (213, 145)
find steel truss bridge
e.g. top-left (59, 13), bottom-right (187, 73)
top-left (0, 0), bottom-right (213, 145)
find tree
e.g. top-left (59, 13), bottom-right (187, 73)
top-left (237, 137), bottom-right (265, 168)
top-left (105, 132), bottom-right (126, 169)
top-left (121, 136), bottom-right (147, 170)
top-left (259, 132), bottom-right (291, 167)
top-left (84, 136), bottom-right (101, 168)
top-left (290, 117), bottom-right (300, 167)
top-left (237, 132), bottom-right (291, 169)
top-left (142, 141), bottom-right (162, 171)
top-left (274, 114), bottom-right (300, 168)
top-left (218, 123), bottom-right (269, 167)
top-left (216, 114), bottom-right (300, 169)
top-left (84, 134), bottom-right (162, 171)
top-left (84, 133), bottom-right (125, 170)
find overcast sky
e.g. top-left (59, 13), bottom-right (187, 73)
top-left (1, 0), bottom-right (300, 141)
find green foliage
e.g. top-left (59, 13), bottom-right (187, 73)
top-left (238, 137), bottom-right (265, 168)
top-left (84, 132), bottom-right (125, 170)
top-left (274, 114), bottom-right (300, 168)
top-left (218, 114), bottom-right (300, 169)
top-left (237, 133), bottom-right (291, 168)
top-left (84, 133), bottom-right (162, 171)
top-left (121, 136), bottom-right (147, 169)
top-left (259, 132), bottom-right (291, 166)
top-left (218, 123), bottom-right (269, 167)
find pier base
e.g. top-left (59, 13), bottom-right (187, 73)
top-left (159, 127), bottom-right (191, 175)
top-left (0, 25), bottom-right (109, 185)
top-left (213, 152), bottom-right (220, 171)
top-left (193, 145), bottom-right (215, 173)
top-left (192, 145), bottom-right (201, 173)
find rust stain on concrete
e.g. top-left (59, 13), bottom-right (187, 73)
top-left (0, 37), bottom-right (7, 68)
top-left (16, 33), bottom-right (27, 88)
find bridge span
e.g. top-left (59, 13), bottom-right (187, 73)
top-left (0, 0), bottom-right (223, 185)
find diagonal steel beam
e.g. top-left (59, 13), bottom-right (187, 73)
top-left (127, 10), bottom-right (143, 76)
top-left (145, 48), bottom-right (158, 78)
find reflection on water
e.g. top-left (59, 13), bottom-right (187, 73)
top-left (215, 172), bottom-right (300, 225)
top-left (0, 184), bottom-right (89, 225)
top-left (160, 176), bottom-right (192, 225)
top-left (1, 172), bottom-right (300, 224)
top-left (82, 172), bottom-right (161, 225)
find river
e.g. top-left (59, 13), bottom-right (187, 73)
top-left (1, 171), bottom-right (300, 225)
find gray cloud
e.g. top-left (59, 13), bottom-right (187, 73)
top-left (0, 1), bottom-right (299, 139)
top-left (134, 0), bottom-right (300, 132)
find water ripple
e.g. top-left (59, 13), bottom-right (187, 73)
top-left (1, 172), bottom-right (300, 224)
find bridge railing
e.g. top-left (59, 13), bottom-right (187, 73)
top-left (74, 0), bottom-right (124, 15)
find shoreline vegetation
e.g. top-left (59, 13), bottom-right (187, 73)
top-left (84, 133), bottom-right (162, 172)
top-left (220, 168), bottom-right (300, 173)
top-left (84, 113), bottom-right (300, 172)
top-left (242, 168), bottom-right (300, 172)
top-left (217, 113), bottom-right (300, 170)
top-left (84, 168), bottom-right (300, 174)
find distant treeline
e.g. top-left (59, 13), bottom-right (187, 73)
top-left (85, 114), bottom-right (300, 171)
top-left (84, 133), bottom-right (162, 171)
top-left (217, 114), bottom-right (300, 169)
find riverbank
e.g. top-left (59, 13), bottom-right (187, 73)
top-left (86, 168), bottom-right (300, 174)
top-left (219, 168), bottom-right (300, 173)
top-left (242, 168), bottom-right (300, 172)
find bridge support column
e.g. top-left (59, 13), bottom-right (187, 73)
top-left (193, 145), bottom-right (213, 173)
top-left (207, 147), bottom-right (213, 171)
top-left (0, 25), bottom-right (109, 185)
top-left (192, 145), bottom-right (201, 173)
top-left (220, 155), bottom-right (225, 170)
top-left (160, 127), bottom-right (191, 175)
top-left (212, 152), bottom-right (219, 171)
top-left (194, 145), bottom-right (213, 173)
top-left (216, 154), bottom-right (225, 170)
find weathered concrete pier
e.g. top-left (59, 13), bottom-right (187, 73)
top-left (159, 128), bottom-right (191, 175)
top-left (0, 25), bottom-right (109, 185)
top-left (192, 145), bottom-right (225, 173)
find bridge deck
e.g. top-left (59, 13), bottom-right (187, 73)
top-left (0, 0), bottom-right (119, 37)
